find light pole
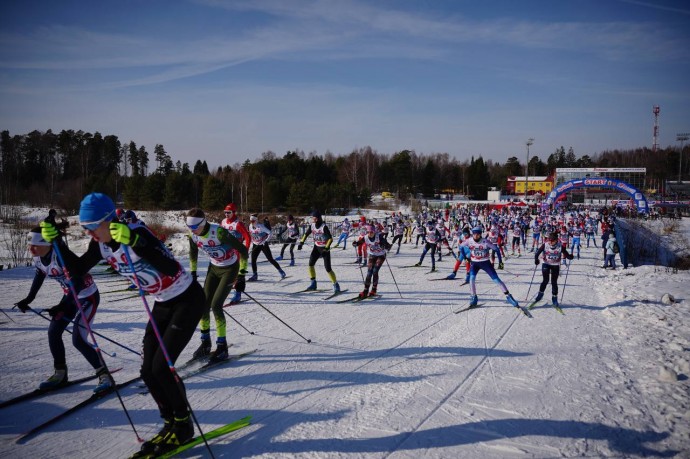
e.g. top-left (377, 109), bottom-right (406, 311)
top-left (525, 138), bottom-right (534, 201)
top-left (677, 133), bottom-right (690, 183)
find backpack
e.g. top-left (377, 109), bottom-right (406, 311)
top-left (612, 240), bottom-right (620, 254)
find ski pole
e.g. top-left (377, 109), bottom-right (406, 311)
top-left (384, 257), bottom-right (404, 299)
top-left (1, 307), bottom-right (15, 323)
top-left (51, 241), bottom-right (143, 442)
top-left (121, 246), bottom-right (214, 457)
top-left (222, 309), bottom-right (255, 335)
top-left (241, 291), bottom-right (312, 343)
top-left (524, 263), bottom-right (539, 301)
top-left (560, 260), bottom-right (572, 303)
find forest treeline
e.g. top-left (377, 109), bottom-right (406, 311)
top-left (1, 129), bottom-right (685, 213)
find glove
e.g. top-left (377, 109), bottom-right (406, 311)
top-left (109, 222), bottom-right (133, 245)
top-left (323, 245), bottom-right (330, 252)
top-left (534, 259), bottom-right (540, 266)
top-left (191, 270), bottom-right (198, 281)
top-left (297, 243), bottom-right (303, 251)
top-left (568, 254), bottom-right (574, 260)
top-left (46, 304), bottom-right (64, 318)
top-left (239, 257), bottom-right (248, 275)
top-left (498, 261), bottom-right (504, 270)
top-left (40, 221), bottom-right (59, 243)
top-left (14, 299), bottom-right (31, 313)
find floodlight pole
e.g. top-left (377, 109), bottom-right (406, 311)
top-left (677, 133), bottom-right (690, 184)
top-left (525, 138), bottom-right (534, 201)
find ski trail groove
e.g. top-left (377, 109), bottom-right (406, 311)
top-left (382, 302), bottom-right (524, 458)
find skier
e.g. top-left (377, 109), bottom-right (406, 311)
top-left (531, 231), bottom-right (574, 308)
top-left (353, 216), bottom-right (368, 265)
top-left (247, 214), bottom-right (286, 281)
top-left (297, 210), bottom-right (341, 293)
top-left (414, 221), bottom-right (442, 272)
top-left (14, 226), bottom-right (108, 393)
top-left (390, 219), bottom-right (405, 254)
top-left (187, 208), bottom-right (249, 363)
top-left (354, 225), bottom-right (392, 298)
top-left (220, 203), bottom-right (251, 304)
top-left (275, 214), bottom-right (300, 265)
top-left (40, 193), bottom-right (205, 456)
top-left (458, 227), bottom-right (520, 309)
top-left (333, 217), bottom-right (351, 249)
top-left (446, 228), bottom-right (471, 282)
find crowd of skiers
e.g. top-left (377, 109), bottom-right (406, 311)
top-left (11, 196), bottom-right (621, 457)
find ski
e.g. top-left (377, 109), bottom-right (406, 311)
top-left (429, 277), bottom-right (457, 281)
top-left (0, 367), bottom-right (123, 410)
top-left (182, 349), bottom-right (258, 380)
top-left (552, 303), bottom-right (565, 315)
top-left (527, 300), bottom-right (541, 310)
top-left (453, 303), bottom-right (484, 314)
top-left (222, 299), bottom-right (250, 308)
top-left (323, 289), bottom-right (348, 301)
top-left (290, 288), bottom-right (330, 295)
top-left (353, 294), bottom-right (381, 303)
top-left (400, 264), bottom-right (424, 269)
top-left (337, 294), bottom-right (381, 304)
top-left (425, 269), bottom-right (438, 274)
top-left (16, 375), bottom-right (141, 443)
top-left (148, 415), bottom-right (252, 459)
top-left (515, 306), bottom-right (533, 318)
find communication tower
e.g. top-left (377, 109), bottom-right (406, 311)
top-left (652, 105), bottom-right (660, 152)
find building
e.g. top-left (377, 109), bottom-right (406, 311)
top-left (505, 175), bottom-right (553, 197)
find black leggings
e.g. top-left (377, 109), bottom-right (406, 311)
top-left (309, 246), bottom-right (333, 272)
top-left (539, 263), bottom-right (560, 296)
top-left (140, 282), bottom-right (205, 419)
top-left (280, 240), bottom-right (297, 259)
top-left (251, 244), bottom-right (281, 274)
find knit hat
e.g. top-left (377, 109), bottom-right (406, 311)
top-left (27, 227), bottom-right (51, 246)
top-left (79, 193), bottom-right (116, 226)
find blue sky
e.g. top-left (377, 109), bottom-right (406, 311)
top-left (2, 0), bottom-right (689, 170)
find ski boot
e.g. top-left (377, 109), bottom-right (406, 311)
top-left (414, 262), bottom-right (422, 267)
top-left (333, 282), bottom-right (341, 294)
top-left (228, 290), bottom-right (241, 305)
top-left (39, 367), bottom-right (67, 390)
top-left (369, 287), bottom-right (377, 297)
top-left (358, 288), bottom-right (368, 299)
top-left (446, 272), bottom-right (456, 280)
top-left (354, 257), bottom-right (361, 264)
top-left (153, 415), bottom-right (194, 456)
top-left (248, 273), bottom-right (258, 282)
top-left (275, 255), bottom-right (283, 261)
top-left (209, 341), bottom-right (229, 363)
top-left (94, 367), bottom-right (113, 394)
top-left (306, 279), bottom-right (317, 291)
top-left (289, 259), bottom-right (295, 267)
top-left (552, 295), bottom-right (559, 307)
top-left (506, 293), bottom-right (519, 308)
top-left (469, 295), bottom-right (479, 308)
top-left (192, 337), bottom-right (212, 360)
top-left (135, 417), bottom-right (173, 458)
top-left (279, 269), bottom-right (287, 279)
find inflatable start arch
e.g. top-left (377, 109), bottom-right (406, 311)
top-left (545, 177), bottom-right (648, 213)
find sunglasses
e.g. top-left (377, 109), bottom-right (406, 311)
top-left (81, 210), bottom-right (114, 231)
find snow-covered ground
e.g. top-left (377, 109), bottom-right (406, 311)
top-left (0, 211), bottom-right (688, 458)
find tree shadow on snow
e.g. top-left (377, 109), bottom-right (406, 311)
top-left (238, 416), bottom-right (678, 458)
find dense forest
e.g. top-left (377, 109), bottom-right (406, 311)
top-left (1, 129), bottom-right (686, 213)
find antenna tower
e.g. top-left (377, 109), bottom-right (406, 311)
top-left (652, 105), bottom-right (660, 152)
